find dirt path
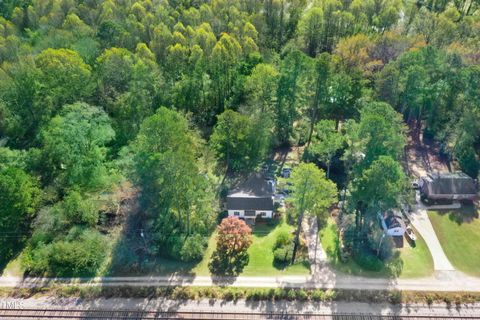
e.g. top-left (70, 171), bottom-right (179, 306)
top-left (302, 216), bottom-right (328, 274)
top-left (405, 132), bottom-right (450, 178)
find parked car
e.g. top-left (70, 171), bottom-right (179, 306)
top-left (281, 167), bottom-right (292, 178)
top-left (405, 226), bottom-right (417, 242)
top-left (411, 179), bottom-right (421, 189)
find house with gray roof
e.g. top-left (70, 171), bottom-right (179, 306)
top-left (226, 173), bottom-right (275, 221)
top-left (419, 172), bottom-right (477, 202)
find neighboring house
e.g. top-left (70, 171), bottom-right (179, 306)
top-left (379, 210), bottom-right (406, 237)
top-left (420, 172), bottom-right (477, 202)
top-left (227, 173), bottom-right (275, 222)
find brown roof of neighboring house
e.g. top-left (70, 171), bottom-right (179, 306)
top-left (421, 172), bottom-right (477, 197)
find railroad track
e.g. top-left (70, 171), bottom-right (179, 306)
top-left (0, 309), bottom-right (479, 320)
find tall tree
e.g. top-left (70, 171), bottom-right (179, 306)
top-left (305, 52), bottom-right (332, 147)
top-left (0, 167), bottom-right (40, 265)
top-left (35, 48), bottom-right (92, 116)
top-left (310, 120), bottom-right (344, 178)
top-left (275, 49), bottom-right (306, 144)
top-left (210, 110), bottom-right (270, 172)
top-left (289, 163), bottom-right (337, 263)
top-left (209, 217), bottom-right (252, 275)
top-left (133, 107), bottom-right (215, 259)
top-left (40, 102), bottom-right (115, 190)
top-left (357, 101), bottom-right (406, 168)
top-left (351, 155), bottom-right (407, 231)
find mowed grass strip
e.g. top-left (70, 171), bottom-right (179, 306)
top-left (428, 209), bottom-right (480, 277)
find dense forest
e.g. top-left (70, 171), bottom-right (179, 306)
top-left (0, 0), bottom-right (479, 276)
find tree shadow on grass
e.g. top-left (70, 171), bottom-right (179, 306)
top-left (0, 248), bottom-right (22, 276)
top-left (105, 198), bottom-right (197, 277)
top-left (272, 259), bottom-right (310, 271)
top-left (208, 251), bottom-right (249, 285)
top-left (435, 204), bottom-right (479, 225)
top-left (251, 221), bottom-right (277, 238)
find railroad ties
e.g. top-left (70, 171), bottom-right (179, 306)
top-left (0, 309), bottom-right (478, 320)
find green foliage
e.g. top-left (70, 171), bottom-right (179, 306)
top-left (0, 0), bottom-right (478, 278)
top-left (209, 217), bottom-right (252, 276)
top-left (290, 163), bottom-right (337, 263)
top-left (24, 228), bottom-right (106, 277)
top-left (352, 156), bottom-right (408, 213)
top-left (273, 229), bottom-right (294, 263)
top-left (180, 234), bottom-right (208, 262)
top-left (353, 251), bottom-right (384, 272)
top-left (62, 191), bottom-right (99, 227)
top-left (310, 119), bottom-right (344, 178)
top-left (211, 110), bottom-right (270, 172)
top-left (274, 229), bottom-right (292, 249)
top-left (0, 167), bottom-right (40, 264)
top-left (357, 102), bottom-right (406, 168)
top-left (35, 48), bottom-right (93, 114)
top-left (40, 102), bottom-right (114, 190)
top-left (290, 163), bottom-right (338, 221)
top-left (273, 244), bottom-right (294, 263)
top-left (133, 107), bottom-right (216, 259)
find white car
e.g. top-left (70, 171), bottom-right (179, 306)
top-left (411, 179), bottom-right (423, 189)
top-left (405, 226), bottom-right (417, 242)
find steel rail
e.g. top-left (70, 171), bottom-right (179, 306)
top-left (0, 308), bottom-right (479, 320)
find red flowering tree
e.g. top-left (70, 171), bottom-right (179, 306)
top-left (209, 217), bottom-right (253, 276)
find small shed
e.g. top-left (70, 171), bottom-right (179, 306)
top-left (380, 210), bottom-right (406, 237)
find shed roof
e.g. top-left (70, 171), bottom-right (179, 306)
top-left (385, 213), bottom-right (406, 230)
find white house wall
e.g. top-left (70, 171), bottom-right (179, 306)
top-left (386, 227), bottom-right (405, 236)
top-left (227, 210), bottom-right (273, 219)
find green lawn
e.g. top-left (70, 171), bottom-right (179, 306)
top-left (240, 222), bottom-right (310, 276)
top-left (194, 221), bottom-right (310, 276)
top-left (320, 218), bottom-right (433, 278)
top-left (428, 209), bottom-right (480, 277)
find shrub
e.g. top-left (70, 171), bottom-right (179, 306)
top-left (324, 289), bottom-right (337, 301)
top-left (273, 230), bottom-right (294, 263)
top-left (172, 287), bottom-right (196, 300)
top-left (180, 234), bottom-right (207, 262)
top-left (287, 289), bottom-right (297, 301)
top-left (353, 252), bottom-right (383, 271)
top-left (312, 290), bottom-right (325, 301)
top-left (296, 289), bottom-right (309, 301)
top-left (388, 290), bottom-right (402, 304)
top-left (24, 228), bottom-right (107, 277)
top-left (273, 244), bottom-right (294, 263)
top-left (274, 230), bottom-right (292, 249)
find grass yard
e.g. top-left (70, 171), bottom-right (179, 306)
top-left (195, 220), bottom-right (310, 276)
top-left (240, 222), bottom-right (310, 276)
top-left (428, 208), bottom-right (480, 277)
top-left (107, 218), bottom-right (310, 277)
top-left (320, 218), bottom-right (433, 278)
